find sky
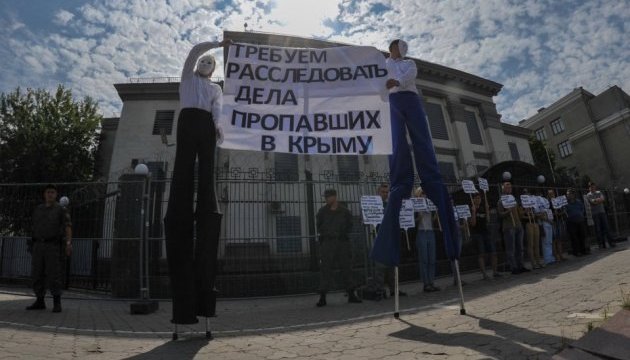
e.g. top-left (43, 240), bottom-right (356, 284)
top-left (1, 0), bottom-right (628, 124)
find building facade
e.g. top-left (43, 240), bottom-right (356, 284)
top-left (520, 86), bottom-right (630, 189)
top-left (106, 31), bottom-right (533, 259)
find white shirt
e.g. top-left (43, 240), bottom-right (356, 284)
top-left (416, 210), bottom-right (433, 231)
top-left (386, 57), bottom-right (418, 94)
top-left (179, 42), bottom-right (222, 124)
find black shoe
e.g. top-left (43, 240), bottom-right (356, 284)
top-left (52, 296), bottom-right (61, 313)
top-left (390, 290), bottom-right (407, 297)
top-left (26, 297), bottom-right (46, 310)
top-left (493, 272), bottom-right (503, 278)
top-left (520, 267), bottom-right (531, 272)
top-left (511, 269), bottom-right (522, 275)
top-left (348, 290), bottom-right (362, 304)
top-left (316, 293), bottom-right (327, 307)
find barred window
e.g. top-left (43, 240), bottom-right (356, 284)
top-left (535, 127), bottom-right (547, 141)
top-left (508, 142), bottom-right (520, 161)
top-left (425, 102), bottom-right (449, 140)
top-left (276, 216), bottom-right (302, 253)
top-left (463, 110), bottom-right (483, 145)
top-left (438, 161), bottom-right (457, 182)
top-left (550, 118), bottom-right (565, 135)
top-left (274, 153), bottom-right (299, 181)
top-left (337, 155), bottom-right (360, 181)
top-left (152, 110), bottom-right (175, 135)
top-left (558, 140), bottom-right (573, 158)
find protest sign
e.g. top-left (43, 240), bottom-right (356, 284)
top-left (411, 197), bottom-right (428, 212)
top-left (360, 195), bottom-right (384, 225)
top-left (455, 205), bottom-right (472, 219)
top-left (461, 180), bottom-right (478, 194)
top-left (478, 178), bottom-right (489, 192)
top-left (500, 195), bottom-right (517, 209)
top-left (399, 199), bottom-right (415, 230)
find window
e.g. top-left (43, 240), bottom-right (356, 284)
top-left (438, 162), bottom-right (457, 182)
top-left (152, 110), bottom-right (175, 135)
top-left (558, 140), bottom-right (573, 158)
top-left (274, 153), bottom-right (299, 181)
top-left (508, 142), bottom-right (520, 161)
top-left (535, 127), bottom-right (547, 141)
top-left (464, 110), bottom-right (483, 145)
top-left (276, 216), bottom-right (302, 253)
top-left (550, 118), bottom-right (565, 135)
top-left (425, 102), bottom-right (449, 140)
top-left (337, 155), bottom-right (360, 181)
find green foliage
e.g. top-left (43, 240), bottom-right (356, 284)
top-left (529, 136), bottom-right (555, 182)
top-left (0, 86), bottom-right (102, 183)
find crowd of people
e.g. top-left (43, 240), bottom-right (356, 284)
top-left (312, 180), bottom-right (619, 307)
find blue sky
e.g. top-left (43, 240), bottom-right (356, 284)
top-left (1, 0), bottom-right (628, 123)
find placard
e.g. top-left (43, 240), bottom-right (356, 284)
top-left (399, 199), bottom-right (415, 230)
top-left (360, 195), bottom-right (384, 225)
top-left (501, 194), bottom-right (517, 209)
top-left (411, 197), bottom-right (428, 212)
top-left (478, 178), bottom-right (489, 192)
top-left (455, 205), bottom-right (472, 218)
top-left (461, 180), bottom-right (478, 194)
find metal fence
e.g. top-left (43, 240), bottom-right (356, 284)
top-left (1, 174), bottom-right (629, 299)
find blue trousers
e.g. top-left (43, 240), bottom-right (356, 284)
top-left (371, 92), bottom-right (459, 266)
top-left (416, 230), bottom-right (436, 286)
top-left (542, 222), bottom-right (554, 264)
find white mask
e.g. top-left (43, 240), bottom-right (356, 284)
top-left (197, 54), bottom-right (215, 77)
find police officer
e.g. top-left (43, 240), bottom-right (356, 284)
top-left (315, 189), bottom-right (361, 307)
top-left (27, 184), bottom-right (72, 313)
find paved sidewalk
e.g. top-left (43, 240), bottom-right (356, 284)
top-left (0, 245), bottom-right (628, 359)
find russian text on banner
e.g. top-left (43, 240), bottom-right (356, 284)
top-left (220, 43), bottom-right (392, 155)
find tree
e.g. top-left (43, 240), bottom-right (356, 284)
top-left (0, 86), bottom-right (102, 235)
top-left (528, 137), bottom-right (555, 182)
top-left (0, 86), bottom-right (101, 183)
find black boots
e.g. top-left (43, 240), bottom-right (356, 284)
top-left (348, 289), bottom-right (362, 304)
top-left (316, 293), bottom-right (327, 307)
top-left (52, 296), bottom-right (62, 313)
top-left (26, 297), bottom-right (46, 310)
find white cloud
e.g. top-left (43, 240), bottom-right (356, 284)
top-left (54, 9), bottom-right (74, 26)
top-left (0, 0), bottom-right (628, 123)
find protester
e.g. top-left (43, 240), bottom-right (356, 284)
top-left (565, 189), bottom-right (589, 256)
top-left (164, 39), bottom-right (231, 324)
top-left (547, 189), bottom-right (566, 261)
top-left (534, 191), bottom-right (554, 265)
top-left (414, 187), bottom-right (440, 292)
top-left (586, 182), bottom-right (616, 249)
top-left (521, 189), bottom-right (543, 269)
top-left (497, 182), bottom-right (528, 274)
top-left (470, 193), bottom-right (501, 279)
top-left (27, 184), bottom-right (72, 313)
top-left (316, 189), bottom-right (361, 306)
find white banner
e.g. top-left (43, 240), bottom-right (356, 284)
top-left (411, 197), bottom-right (428, 212)
top-left (501, 195), bottom-right (517, 209)
top-left (220, 43), bottom-right (392, 155)
top-left (455, 204), bottom-right (472, 218)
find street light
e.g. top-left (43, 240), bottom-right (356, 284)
top-left (59, 196), bottom-right (70, 207)
top-left (624, 188), bottom-right (630, 195)
top-left (502, 171), bottom-right (512, 181)
top-left (537, 175), bottom-right (546, 184)
top-left (130, 163), bottom-right (158, 315)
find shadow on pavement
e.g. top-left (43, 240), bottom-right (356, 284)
top-left (123, 337), bottom-right (209, 360)
top-left (390, 315), bottom-right (563, 358)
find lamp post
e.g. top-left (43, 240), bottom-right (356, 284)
top-left (130, 163), bottom-right (159, 314)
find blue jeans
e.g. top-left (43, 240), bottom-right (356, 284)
top-left (592, 212), bottom-right (615, 247)
top-left (416, 230), bottom-right (436, 286)
top-left (503, 226), bottom-right (524, 271)
top-left (371, 92), bottom-right (459, 266)
top-left (542, 222), bottom-right (554, 264)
